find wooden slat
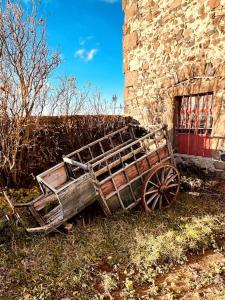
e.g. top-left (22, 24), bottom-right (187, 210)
top-left (33, 193), bottom-right (58, 211)
top-left (94, 145), bottom-right (144, 177)
top-left (99, 144), bottom-right (168, 186)
top-left (100, 156), bottom-right (151, 197)
top-left (43, 205), bottom-right (63, 223)
top-left (40, 165), bottom-right (67, 190)
top-left (29, 206), bottom-right (46, 226)
top-left (104, 156), bottom-right (171, 201)
top-left (92, 125), bottom-right (167, 168)
top-left (67, 126), bottom-right (130, 158)
top-left (63, 157), bottom-right (89, 171)
top-left (126, 164), bottom-right (139, 181)
top-left (100, 147), bottom-right (170, 198)
top-left (58, 174), bottom-right (98, 217)
top-left (65, 139), bottom-right (133, 176)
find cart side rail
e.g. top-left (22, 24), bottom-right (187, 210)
top-left (92, 125), bottom-right (168, 169)
top-left (66, 125), bottom-right (130, 158)
top-left (65, 125), bottom-right (135, 165)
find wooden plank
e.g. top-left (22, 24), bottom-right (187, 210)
top-left (68, 139), bottom-right (133, 175)
top-left (33, 193), bottom-right (58, 211)
top-left (100, 171), bottom-right (130, 197)
top-left (92, 125), bottom-right (167, 168)
top-left (99, 147), bottom-right (170, 198)
top-left (43, 205), bottom-right (63, 223)
top-left (104, 156), bottom-right (171, 201)
top-left (63, 157), bottom-right (89, 171)
top-left (40, 165), bottom-right (67, 190)
top-left (99, 144), bottom-right (168, 185)
top-left (137, 157), bottom-right (149, 174)
top-left (94, 145), bottom-right (144, 177)
top-left (114, 171), bottom-right (127, 189)
top-left (58, 174), bottom-right (97, 219)
top-left (67, 126), bottom-right (129, 158)
top-left (29, 206), bottom-right (46, 227)
top-left (126, 164), bottom-right (139, 181)
top-left (37, 178), bottom-right (57, 194)
top-left (100, 159), bottom-right (147, 198)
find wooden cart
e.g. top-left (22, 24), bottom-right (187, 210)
top-left (14, 124), bottom-right (180, 233)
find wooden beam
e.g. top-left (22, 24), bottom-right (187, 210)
top-left (103, 156), bottom-right (171, 201)
top-left (94, 145), bottom-right (144, 177)
top-left (99, 144), bottom-right (168, 185)
top-left (63, 157), bottom-right (89, 171)
top-left (66, 139), bottom-right (133, 175)
top-left (37, 177), bottom-right (57, 194)
top-left (66, 126), bottom-right (129, 158)
top-left (92, 126), bottom-right (167, 168)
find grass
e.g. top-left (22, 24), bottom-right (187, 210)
top-left (0, 189), bottom-right (224, 299)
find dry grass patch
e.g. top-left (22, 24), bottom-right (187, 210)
top-left (0, 190), bottom-right (224, 299)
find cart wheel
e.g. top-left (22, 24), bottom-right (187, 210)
top-left (141, 163), bottom-right (180, 212)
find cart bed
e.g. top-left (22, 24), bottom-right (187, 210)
top-left (14, 124), bottom-right (177, 233)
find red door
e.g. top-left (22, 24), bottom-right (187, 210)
top-left (175, 93), bottom-right (213, 157)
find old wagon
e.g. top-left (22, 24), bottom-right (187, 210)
top-left (13, 124), bottom-right (180, 233)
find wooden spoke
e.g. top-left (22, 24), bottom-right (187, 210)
top-left (155, 172), bottom-right (161, 185)
top-left (169, 191), bottom-right (176, 196)
top-left (141, 163), bottom-right (180, 212)
top-left (161, 168), bottom-right (165, 182)
top-left (152, 194), bottom-right (160, 210)
top-left (164, 167), bottom-right (173, 183)
top-left (164, 194), bottom-right (170, 204)
top-left (145, 188), bottom-right (158, 196)
top-left (146, 192), bottom-right (158, 205)
top-left (165, 173), bottom-right (178, 185)
top-left (148, 180), bottom-right (159, 189)
top-left (159, 196), bottom-right (162, 209)
top-left (167, 183), bottom-right (179, 189)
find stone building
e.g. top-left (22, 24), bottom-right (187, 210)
top-left (123, 0), bottom-right (225, 175)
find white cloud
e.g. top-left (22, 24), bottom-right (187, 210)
top-left (75, 48), bottom-right (98, 62)
top-left (79, 36), bottom-right (94, 46)
top-left (75, 49), bottom-right (85, 59)
top-left (101, 0), bottom-right (120, 3)
top-left (86, 49), bottom-right (97, 61)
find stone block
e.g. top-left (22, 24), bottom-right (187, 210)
top-left (123, 32), bottom-right (138, 51)
top-left (122, 0), bottom-right (127, 11)
top-left (125, 3), bottom-right (138, 21)
top-left (208, 0), bottom-right (220, 9)
top-left (170, 0), bottom-right (182, 10)
top-left (142, 61), bottom-right (149, 71)
top-left (125, 71), bottom-right (138, 87)
top-left (214, 160), bottom-right (225, 170)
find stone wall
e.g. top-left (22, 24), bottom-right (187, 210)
top-left (123, 0), bottom-right (225, 157)
top-left (1, 115), bottom-right (131, 186)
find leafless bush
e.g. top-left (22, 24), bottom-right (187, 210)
top-left (0, 0), bottom-right (60, 184)
top-left (45, 76), bottom-right (124, 116)
top-left (0, 1), bottom-right (123, 186)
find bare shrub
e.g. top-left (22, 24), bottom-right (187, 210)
top-left (0, 0), bottom-right (60, 184)
top-left (45, 77), bottom-right (124, 116)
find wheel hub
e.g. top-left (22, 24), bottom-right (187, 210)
top-left (159, 184), bottom-right (168, 194)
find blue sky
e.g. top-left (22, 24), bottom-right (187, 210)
top-left (36, 0), bottom-right (124, 105)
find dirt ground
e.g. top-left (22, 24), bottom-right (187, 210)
top-left (141, 249), bottom-right (225, 300)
